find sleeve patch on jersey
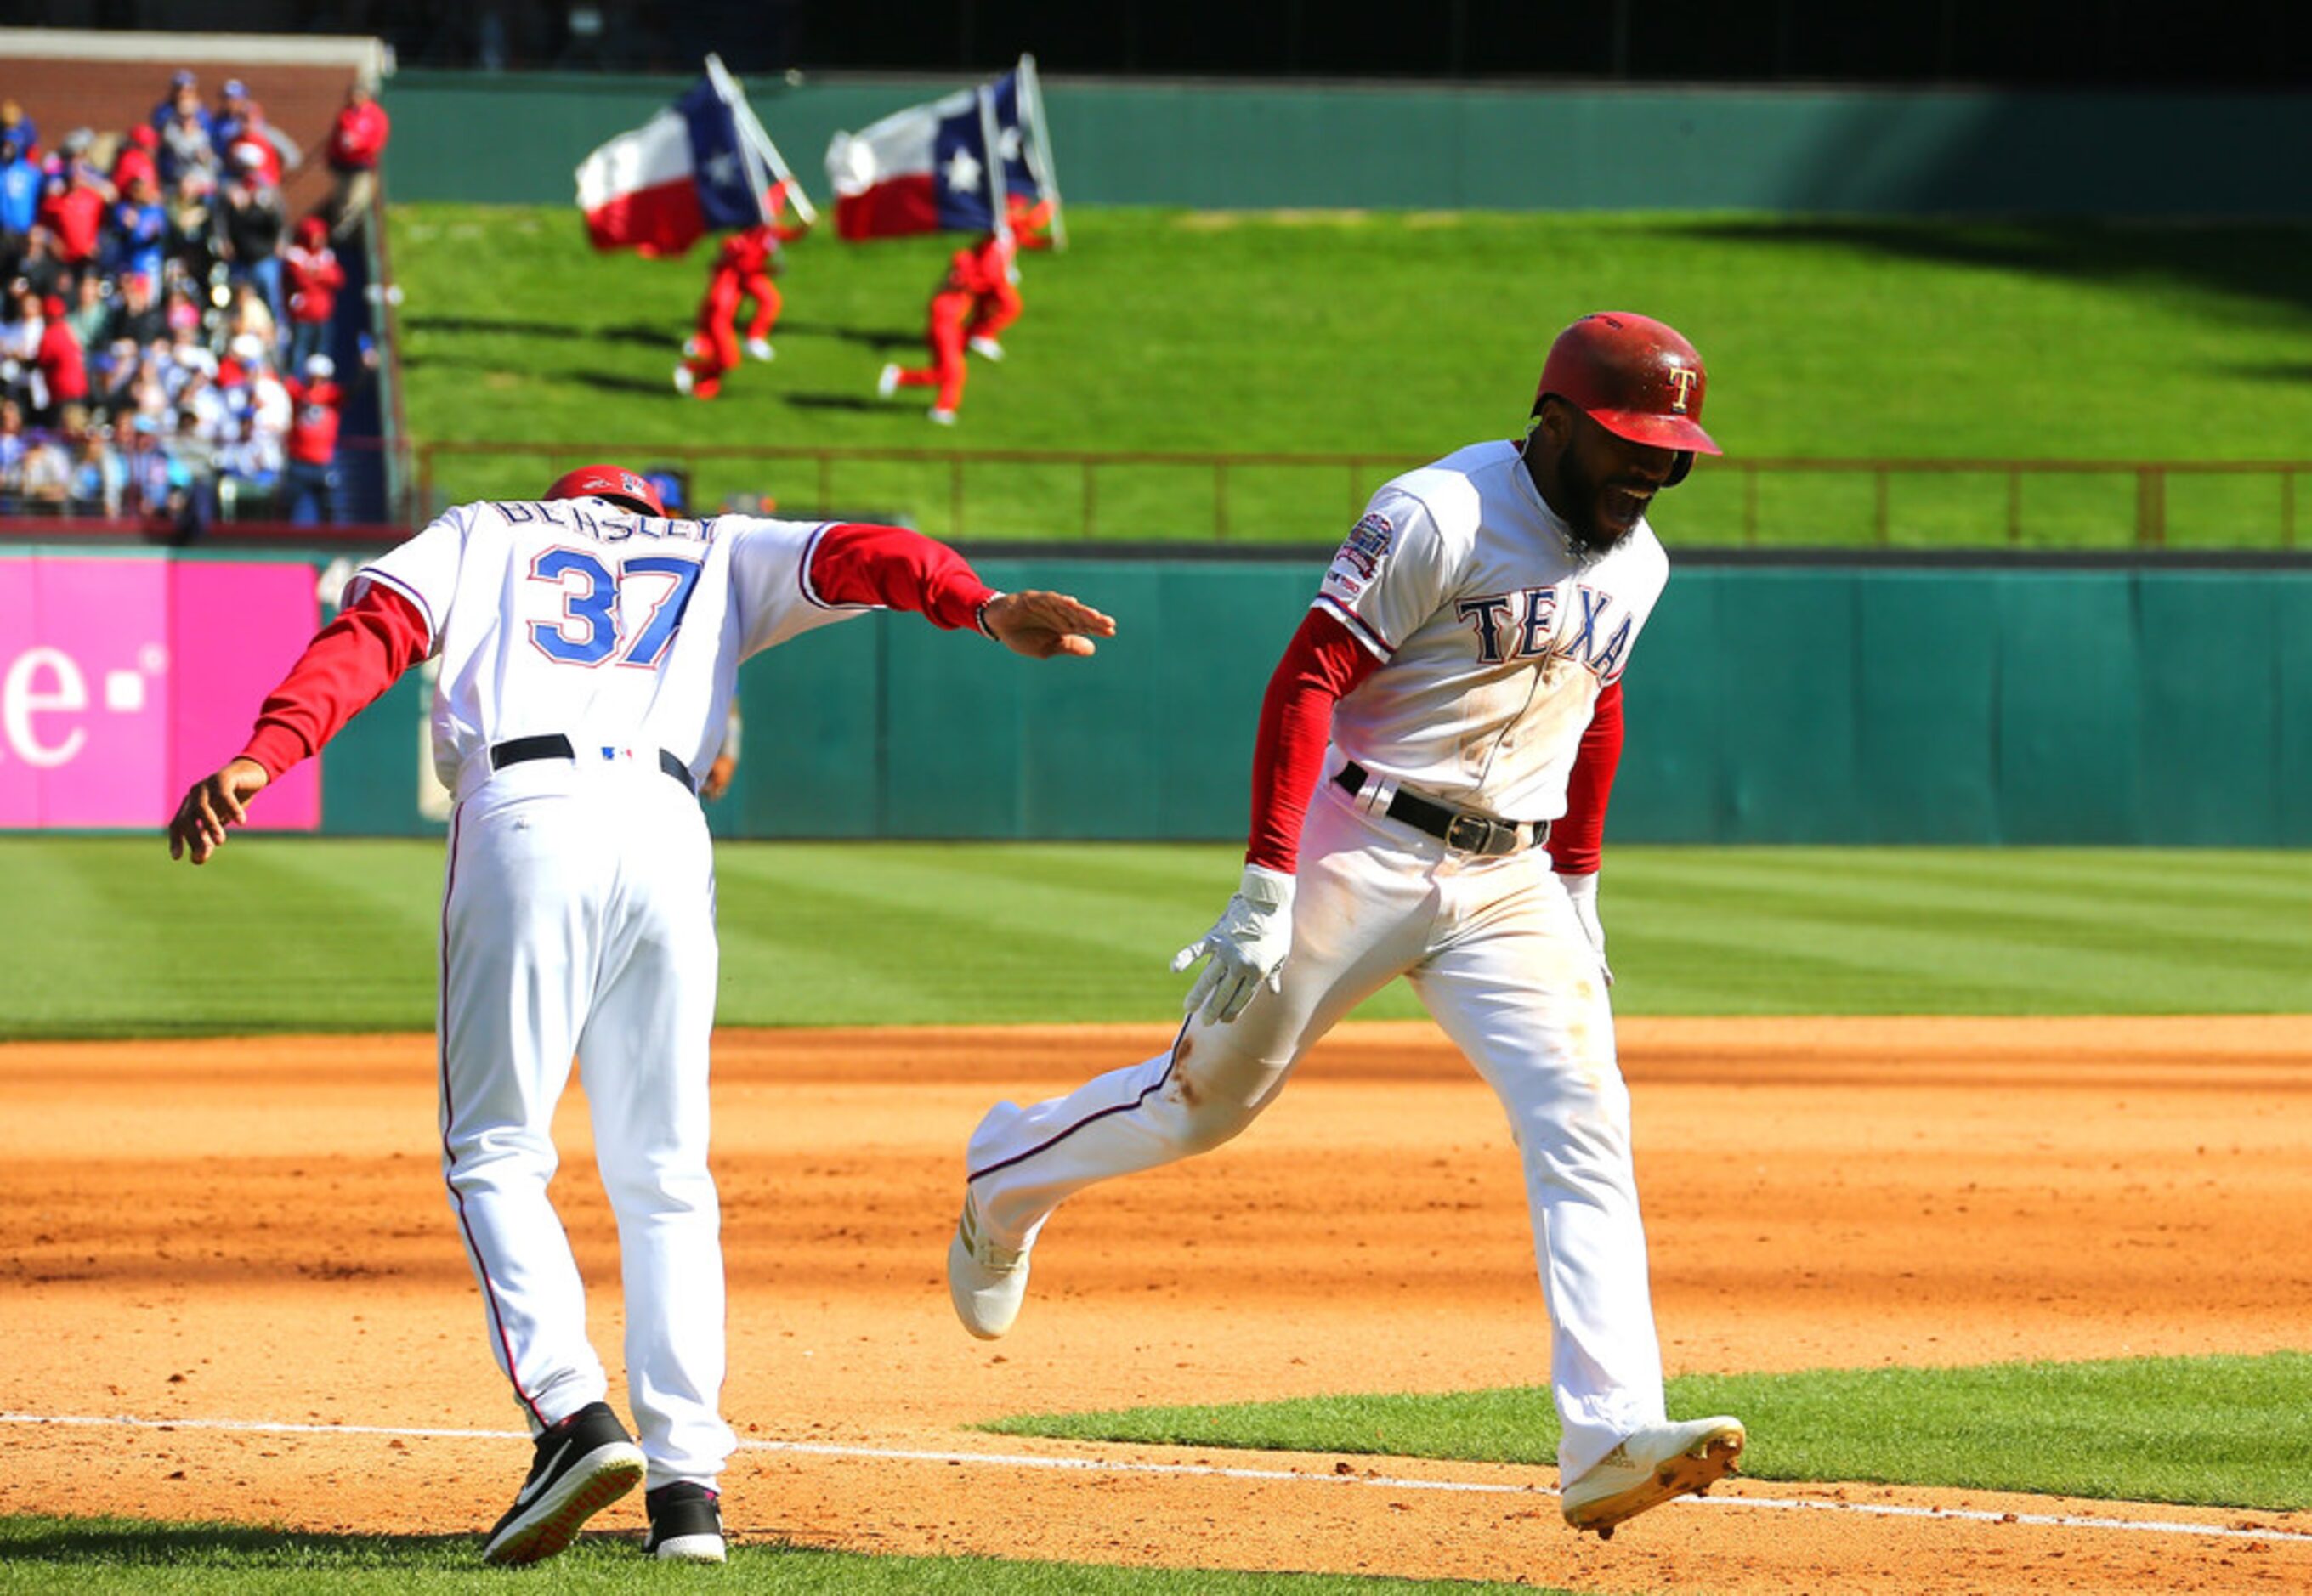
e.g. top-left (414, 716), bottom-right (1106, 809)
top-left (1336, 512), bottom-right (1395, 581)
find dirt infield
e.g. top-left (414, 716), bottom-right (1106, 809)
top-left (3, 1017), bottom-right (2309, 1592)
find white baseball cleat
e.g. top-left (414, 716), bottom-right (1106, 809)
top-left (926, 406), bottom-right (957, 426)
top-left (672, 365), bottom-right (694, 396)
top-left (947, 1191), bottom-right (1032, 1339)
top-left (1559, 1416), bottom-right (1744, 1537)
top-left (745, 337), bottom-right (774, 362)
top-left (876, 362), bottom-right (901, 399)
top-left (967, 336), bottom-right (1006, 362)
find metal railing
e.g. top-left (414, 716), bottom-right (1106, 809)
top-left (1720, 456), bottom-right (2306, 548)
top-left (408, 441), bottom-right (2311, 549)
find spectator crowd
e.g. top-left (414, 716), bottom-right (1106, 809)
top-left (0, 71), bottom-right (389, 529)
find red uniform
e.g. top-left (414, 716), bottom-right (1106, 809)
top-left (887, 235), bottom-right (1018, 418)
top-left (1005, 191), bottom-right (1056, 251)
top-left (677, 220), bottom-right (803, 399)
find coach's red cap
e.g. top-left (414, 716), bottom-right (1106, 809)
top-left (544, 463), bottom-right (666, 518)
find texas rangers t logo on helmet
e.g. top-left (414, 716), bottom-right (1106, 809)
top-left (1666, 366), bottom-right (1700, 414)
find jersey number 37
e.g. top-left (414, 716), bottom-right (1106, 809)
top-left (526, 549), bottom-right (702, 670)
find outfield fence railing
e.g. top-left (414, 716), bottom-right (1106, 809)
top-left (409, 442), bottom-right (2312, 551)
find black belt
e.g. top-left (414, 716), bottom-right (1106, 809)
top-left (490, 733), bottom-right (696, 795)
top-left (1334, 761), bottom-right (1546, 857)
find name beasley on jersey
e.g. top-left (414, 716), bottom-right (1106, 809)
top-left (489, 500), bottom-right (709, 543)
top-left (1456, 586), bottom-right (1634, 681)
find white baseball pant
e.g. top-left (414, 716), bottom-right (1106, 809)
top-left (963, 777), bottom-right (1667, 1480)
top-left (436, 756), bottom-right (735, 1491)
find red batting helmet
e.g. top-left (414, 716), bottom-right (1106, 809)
top-left (544, 463), bottom-right (666, 518)
top-left (1536, 312), bottom-right (1720, 481)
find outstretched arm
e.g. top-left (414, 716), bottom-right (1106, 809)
top-left (166, 583), bottom-right (431, 864)
top-left (808, 522), bottom-right (1114, 657)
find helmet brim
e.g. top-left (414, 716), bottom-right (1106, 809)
top-left (1588, 407), bottom-right (1721, 456)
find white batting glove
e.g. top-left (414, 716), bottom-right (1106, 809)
top-left (1559, 871), bottom-right (1614, 988)
top-left (1170, 863), bottom-right (1295, 1025)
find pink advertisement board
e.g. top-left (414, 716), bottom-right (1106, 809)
top-left (0, 554), bottom-right (321, 830)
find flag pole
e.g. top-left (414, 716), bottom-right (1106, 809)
top-left (1017, 53), bottom-right (1066, 252)
top-left (978, 83), bottom-right (1010, 242)
top-left (708, 51), bottom-right (818, 226)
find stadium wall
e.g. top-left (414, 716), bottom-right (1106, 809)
top-left (8, 551), bottom-right (2304, 845)
top-left (380, 70), bottom-right (2309, 217)
top-left (304, 557), bottom-right (2312, 846)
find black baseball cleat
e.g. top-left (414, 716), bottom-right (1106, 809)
top-left (643, 1480), bottom-right (728, 1562)
top-left (481, 1401), bottom-right (646, 1566)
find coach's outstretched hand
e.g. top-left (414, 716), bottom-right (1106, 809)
top-left (982, 591), bottom-right (1116, 659)
top-left (167, 756), bottom-right (270, 865)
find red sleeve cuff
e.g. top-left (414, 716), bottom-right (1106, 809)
top-left (238, 722), bottom-right (310, 781)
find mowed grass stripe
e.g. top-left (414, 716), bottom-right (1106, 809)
top-left (712, 844), bottom-right (1219, 1023)
top-left (1610, 848), bottom-right (2312, 1014)
top-left (984, 1352), bottom-right (2312, 1514)
top-left (7, 839), bottom-right (2309, 1039)
top-left (0, 1517), bottom-right (1584, 1594)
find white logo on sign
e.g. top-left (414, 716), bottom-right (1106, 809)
top-left (3, 648), bottom-right (89, 767)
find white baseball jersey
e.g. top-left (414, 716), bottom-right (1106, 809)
top-left (962, 438), bottom-right (1686, 1491)
top-left (1314, 440), bottom-right (1669, 821)
top-left (355, 498), bottom-right (862, 792)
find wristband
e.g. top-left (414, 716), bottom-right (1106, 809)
top-left (976, 592), bottom-right (1006, 640)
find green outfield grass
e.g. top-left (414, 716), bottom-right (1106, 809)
top-left (391, 206), bottom-right (2312, 547)
top-left (987, 1352), bottom-right (2312, 1514)
top-left (0, 1520), bottom-right (1578, 1595)
top-left (5, 838), bottom-right (2308, 1039)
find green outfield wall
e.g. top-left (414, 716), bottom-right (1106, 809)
top-left (299, 557), bottom-right (2312, 848)
top-left (381, 71), bottom-right (2307, 217)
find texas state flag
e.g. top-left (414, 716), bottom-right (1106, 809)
top-left (576, 69), bottom-right (768, 256)
top-left (826, 71), bottom-right (1035, 241)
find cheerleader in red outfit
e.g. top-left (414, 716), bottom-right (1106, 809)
top-left (876, 233), bottom-right (1017, 426)
top-left (675, 191), bottom-right (808, 401)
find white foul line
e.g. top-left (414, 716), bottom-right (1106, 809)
top-left (4, 1411), bottom-right (2308, 1547)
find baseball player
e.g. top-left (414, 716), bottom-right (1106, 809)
top-left (945, 313), bottom-right (1742, 1539)
top-left (166, 465), bottom-right (1114, 1565)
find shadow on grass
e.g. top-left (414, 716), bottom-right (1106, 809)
top-left (401, 316), bottom-right (675, 350)
top-left (0, 1518), bottom-right (481, 1566)
top-left (0, 1516), bottom-right (838, 1572)
top-left (779, 393), bottom-right (884, 413)
top-left (570, 371), bottom-right (687, 398)
top-left (1665, 218), bottom-right (2312, 335)
top-left (772, 319), bottom-right (923, 353)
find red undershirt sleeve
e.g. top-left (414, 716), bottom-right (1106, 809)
top-left (806, 522), bottom-right (998, 632)
top-left (1549, 680), bottom-right (1626, 876)
top-left (236, 583), bottom-right (432, 779)
top-left (1247, 608), bottom-right (1380, 874)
